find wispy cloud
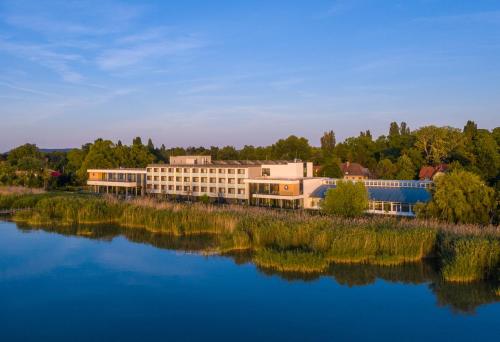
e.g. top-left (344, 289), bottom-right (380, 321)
top-left (96, 35), bottom-right (204, 70)
top-left (0, 38), bottom-right (84, 82)
top-left (0, 80), bottom-right (58, 97)
top-left (413, 10), bottom-right (500, 25)
top-left (178, 83), bottom-right (223, 95)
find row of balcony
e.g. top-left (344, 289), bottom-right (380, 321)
top-left (147, 177), bottom-right (245, 184)
top-left (147, 185), bottom-right (245, 195)
top-left (147, 167), bottom-right (247, 175)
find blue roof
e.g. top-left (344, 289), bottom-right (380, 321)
top-left (310, 184), bottom-right (431, 204)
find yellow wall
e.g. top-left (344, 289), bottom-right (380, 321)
top-left (88, 172), bottom-right (104, 181)
top-left (278, 183), bottom-right (300, 196)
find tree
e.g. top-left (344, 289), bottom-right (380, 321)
top-left (7, 143), bottom-right (41, 166)
top-left (395, 154), bottom-right (416, 179)
top-left (415, 170), bottom-right (495, 224)
top-left (375, 159), bottom-right (397, 179)
top-left (468, 130), bottom-right (500, 183)
top-left (147, 138), bottom-right (155, 152)
top-left (272, 135), bottom-right (311, 160)
top-left (414, 126), bottom-right (464, 165)
top-left (321, 181), bottom-right (368, 217)
top-left (318, 157), bottom-right (343, 178)
top-left (389, 122), bottom-right (400, 138)
top-left (132, 137), bottom-right (143, 146)
top-left (217, 146), bottom-right (239, 160)
top-left (199, 194), bottom-right (210, 204)
top-left (320, 130), bottom-right (336, 155)
top-left (400, 122), bottom-right (410, 135)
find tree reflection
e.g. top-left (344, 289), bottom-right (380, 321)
top-left (16, 222), bottom-right (499, 314)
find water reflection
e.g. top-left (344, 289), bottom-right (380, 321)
top-left (13, 222), bottom-right (500, 314)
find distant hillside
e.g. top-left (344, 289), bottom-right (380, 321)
top-left (39, 148), bottom-right (74, 153)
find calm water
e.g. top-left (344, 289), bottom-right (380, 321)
top-left (0, 220), bottom-right (499, 341)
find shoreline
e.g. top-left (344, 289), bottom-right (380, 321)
top-left (1, 191), bottom-right (499, 283)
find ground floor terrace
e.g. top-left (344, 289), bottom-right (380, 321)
top-left (250, 196), bottom-right (303, 209)
top-left (367, 201), bottom-right (417, 217)
top-left (90, 184), bottom-right (144, 197)
top-left (87, 168), bottom-right (147, 197)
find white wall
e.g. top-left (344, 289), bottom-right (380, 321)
top-left (261, 162), bottom-right (312, 178)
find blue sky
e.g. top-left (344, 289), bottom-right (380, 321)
top-left (1, 0), bottom-right (500, 151)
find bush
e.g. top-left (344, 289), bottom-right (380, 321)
top-left (320, 181), bottom-right (368, 217)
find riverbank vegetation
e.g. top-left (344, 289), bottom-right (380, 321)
top-left (2, 120), bottom-right (499, 223)
top-left (1, 192), bottom-right (499, 283)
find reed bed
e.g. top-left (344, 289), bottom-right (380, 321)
top-left (439, 235), bottom-right (500, 283)
top-left (1, 192), bottom-right (499, 282)
top-left (254, 248), bottom-right (330, 273)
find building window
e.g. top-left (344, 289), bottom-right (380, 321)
top-left (218, 169), bottom-right (225, 174)
top-left (168, 176), bottom-right (174, 181)
top-left (176, 168), bottom-right (181, 173)
top-left (153, 184), bottom-right (159, 189)
top-left (209, 168), bottom-right (216, 174)
top-left (228, 178), bottom-right (235, 184)
top-left (193, 177), bottom-right (199, 182)
top-left (238, 178), bottom-right (244, 184)
top-left (237, 169), bottom-right (245, 174)
top-left (201, 186), bottom-right (207, 192)
top-left (262, 168), bottom-right (271, 176)
top-left (168, 168), bottom-right (174, 173)
top-left (168, 185), bottom-right (174, 190)
top-left (176, 185), bottom-right (182, 191)
top-left (193, 186), bottom-right (199, 192)
top-left (161, 168), bottom-right (166, 172)
top-left (161, 185), bottom-right (166, 190)
top-left (192, 168), bottom-right (198, 173)
top-left (210, 187), bottom-right (216, 193)
top-left (154, 168), bottom-right (158, 172)
top-left (183, 168), bottom-right (189, 173)
top-left (184, 186), bottom-right (190, 191)
top-left (176, 177), bottom-right (181, 182)
top-left (161, 176), bottom-right (166, 181)
top-left (201, 177), bottom-right (207, 183)
top-left (210, 177), bottom-right (216, 183)
top-left (228, 188), bottom-right (235, 194)
top-left (238, 189), bottom-right (245, 195)
top-left (219, 188), bottom-right (226, 194)
top-left (147, 176), bottom-right (152, 181)
top-left (219, 178), bottom-right (225, 183)
top-left (184, 177), bottom-right (190, 182)
top-left (228, 169), bottom-right (235, 174)
top-left (200, 169), bottom-right (206, 173)
top-left (147, 168), bottom-right (152, 173)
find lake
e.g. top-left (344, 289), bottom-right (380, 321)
top-left (0, 220), bottom-right (499, 341)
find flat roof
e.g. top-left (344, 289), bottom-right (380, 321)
top-left (87, 168), bottom-right (147, 173)
top-left (148, 160), bottom-right (294, 167)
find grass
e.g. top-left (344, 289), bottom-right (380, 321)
top-left (439, 235), bottom-right (500, 283)
top-left (1, 192), bottom-right (500, 283)
top-left (0, 186), bottom-right (45, 195)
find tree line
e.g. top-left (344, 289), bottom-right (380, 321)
top-left (1, 120), bottom-right (499, 224)
top-left (1, 120), bottom-right (499, 188)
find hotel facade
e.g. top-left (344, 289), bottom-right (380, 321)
top-left (87, 155), bottom-right (432, 216)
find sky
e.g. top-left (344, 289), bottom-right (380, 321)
top-left (1, 0), bottom-right (500, 152)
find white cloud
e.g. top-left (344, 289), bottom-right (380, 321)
top-left (96, 37), bottom-right (204, 70)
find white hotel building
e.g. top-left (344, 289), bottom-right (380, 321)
top-left (87, 155), bottom-right (432, 215)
